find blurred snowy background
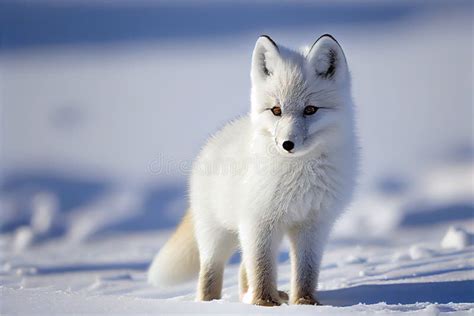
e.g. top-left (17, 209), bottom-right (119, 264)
top-left (0, 0), bottom-right (473, 314)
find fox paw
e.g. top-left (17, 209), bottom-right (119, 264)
top-left (253, 296), bottom-right (282, 307)
top-left (242, 288), bottom-right (287, 306)
top-left (293, 295), bottom-right (321, 305)
top-left (278, 290), bottom-right (289, 303)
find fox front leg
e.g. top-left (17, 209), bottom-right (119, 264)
top-left (288, 222), bottom-right (329, 305)
top-left (195, 221), bottom-right (238, 301)
top-left (239, 221), bottom-right (283, 306)
top-left (239, 261), bottom-right (289, 303)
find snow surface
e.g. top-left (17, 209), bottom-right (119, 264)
top-left (1, 1), bottom-right (473, 315)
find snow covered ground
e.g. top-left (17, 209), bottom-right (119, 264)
top-left (1, 1), bottom-right (473, 314)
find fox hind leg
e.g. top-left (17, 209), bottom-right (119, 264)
top-left (239, 261), bottom-right (249, 300)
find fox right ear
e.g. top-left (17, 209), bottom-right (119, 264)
top-left (307, 34), bottom-right (348, 83)
top-left (251, 35), bottom-right (279, 81)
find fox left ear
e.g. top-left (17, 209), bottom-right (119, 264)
top-left (307, 34), bottom-right (348, 82)
top-left (251, 35), bottom-right (279, 82)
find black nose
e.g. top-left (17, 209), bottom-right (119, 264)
top-left (282, 140), bottom-right (294, 152)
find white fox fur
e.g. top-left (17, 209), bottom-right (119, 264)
top-left (148, 34), bottom-right (358, 306)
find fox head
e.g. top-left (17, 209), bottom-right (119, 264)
top-left (250, 34), bottom-right (353, 157)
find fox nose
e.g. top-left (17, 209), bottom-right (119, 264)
top-left (282, 140), bottom-right (294, 152)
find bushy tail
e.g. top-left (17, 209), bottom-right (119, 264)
top-left (147, 211), bottom-right (200, 286)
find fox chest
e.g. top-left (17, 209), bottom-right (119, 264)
top-left (245, 160), bottom-right (337, 224)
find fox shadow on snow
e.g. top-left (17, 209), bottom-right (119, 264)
top-left (319, 280), bottom-right (474, 306)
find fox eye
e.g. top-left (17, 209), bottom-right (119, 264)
top-left (271, 106), bottom-right (282, 116)
top-left (303, 105), bottom-right (318, 116)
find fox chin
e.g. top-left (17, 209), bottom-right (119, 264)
top-left (148, 34), bottom-right (358, 306)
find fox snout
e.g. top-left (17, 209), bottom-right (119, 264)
top-left (274, 116), bottom-right (305, 154)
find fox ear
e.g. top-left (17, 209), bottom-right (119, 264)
top-left (307, 34), bottom-right (348, 82)
top-left (251, 35), bottom-right (279, 81)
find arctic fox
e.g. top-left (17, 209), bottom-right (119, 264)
top-left (148, 34), bottom-right (357, 306)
